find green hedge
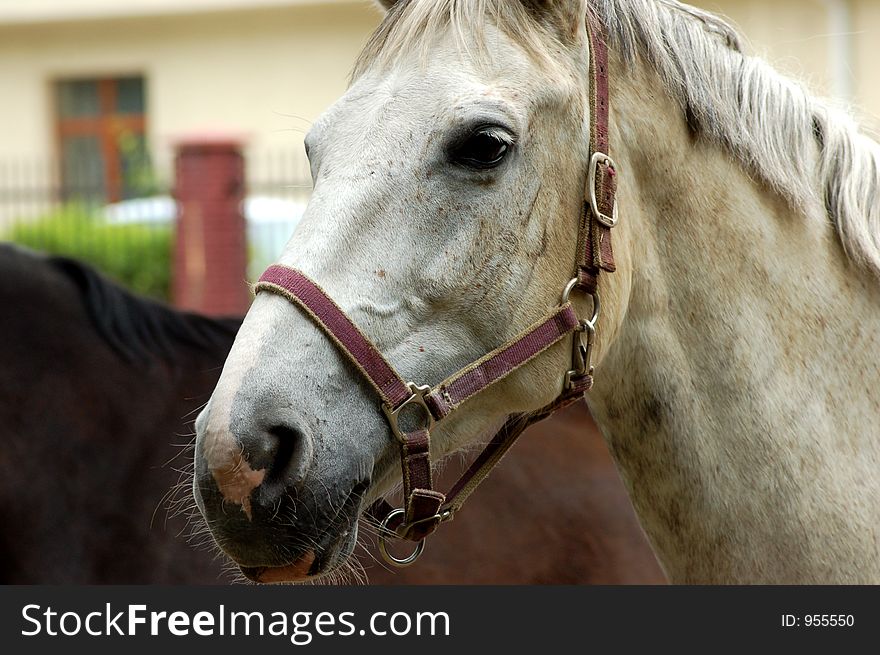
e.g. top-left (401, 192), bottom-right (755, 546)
top-left (5, 204), bottom-right (172, 300)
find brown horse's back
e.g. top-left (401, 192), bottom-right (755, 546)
top-left (0, 245), bottom-right (236, 584)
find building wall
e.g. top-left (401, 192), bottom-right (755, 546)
top-left (0, 0), bottom-right (352, 23)
top-left (851, 0), bottom-right (880, 118)
top-left (0, 0), bottom-right (876, 179)
top-left (0, 2), bottom-right (381, 176)
top-left (698, 0), bottom-right (876, 124)
top-left (700, 0), bottom-right (836, 90)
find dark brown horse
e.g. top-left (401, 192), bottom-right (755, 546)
top-left (0, 244), bottom-right (237, 583)
top-left (0, 244), bottom-right (664, 584)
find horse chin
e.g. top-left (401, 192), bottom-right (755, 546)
top-left (239, 555), bottom-right (316, 584)
top-left (237, 526), bottom-right (359, 584)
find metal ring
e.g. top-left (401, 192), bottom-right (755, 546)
top-left (561, 277), bottom-right (580, 304)
top-left (585, 292), bottom-right (601, 328)
top-left (561, 279), bottom-right (601, 327)
top-left (378, 509), bottom-right (426, 568)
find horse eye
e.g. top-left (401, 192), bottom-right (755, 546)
top-left (452, 128), bottom-right (512, 169)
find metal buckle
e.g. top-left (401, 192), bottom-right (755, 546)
top-left (381, 383), bottom-right (435, 443)
top-left (588, 151), bottom-right (619, 228)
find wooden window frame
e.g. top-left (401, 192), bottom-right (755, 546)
top-left (55, 76), bottom-right (147, 203)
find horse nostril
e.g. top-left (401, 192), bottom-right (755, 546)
top-left (235, 419), bottom-right (311, 481)
top-left (264, 424), bottom-right (306, 484)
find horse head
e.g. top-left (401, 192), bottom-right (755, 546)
top-left (192, 0), bottom-right (627, 582)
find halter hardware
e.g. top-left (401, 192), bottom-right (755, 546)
top-left (565, 320), bottom-right (597, 391)
top-left (377, 507), bottom-right (455, 566)
top-left (382, 383), bottom-right (435, 443)
top-left (588, 152), bottom-right (619, 228)
top-left (561, 278), bottom-right (600, 392)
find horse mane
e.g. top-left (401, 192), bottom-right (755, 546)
top-left (356, 0), bottom-right (880, 276)
top-left (47, 254), bottom-right (241, 364)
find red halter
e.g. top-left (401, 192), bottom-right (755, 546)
top-left (255, 11), bottom-right (617, 567)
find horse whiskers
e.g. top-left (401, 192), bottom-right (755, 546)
top-left (154, 440), bottom-right (198, 530)
top-left (353, 532), bottom-right (391, 578)
top-left (150, 483), bottom-right (185, 530)
top-left (270, 111), bottom-right (314, 126)
top-left (269, 494), bottom-right (284, 523)
top-left (325, 559), bottom-right (367, 587)
top-left (172, 486), bottom-right (379, 586)
top-left (315, 477), bottom-right (335, 515)
top-left (180, 400), bottom-right (210, 420)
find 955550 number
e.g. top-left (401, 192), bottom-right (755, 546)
top-left (782, 614), bottom-right (854, 628)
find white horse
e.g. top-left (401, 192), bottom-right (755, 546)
top-left (192, 0), bottom-right (880, 584)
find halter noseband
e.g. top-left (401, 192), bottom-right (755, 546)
top-left (255, 12), bottom-right (618, 568)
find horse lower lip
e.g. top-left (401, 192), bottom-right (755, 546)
top-left (240, 552), bottom-right (317, 583)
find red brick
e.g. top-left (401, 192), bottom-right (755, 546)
top-left (172, 138), bottom-right (250, 317)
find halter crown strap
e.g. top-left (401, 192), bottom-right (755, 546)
top-left (577, 9), bottom-right (617, 293)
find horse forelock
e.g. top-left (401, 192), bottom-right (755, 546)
top-left (356, 0), bottom-right (880, 278)
top-left (353, 0), bottom-right (572, 80)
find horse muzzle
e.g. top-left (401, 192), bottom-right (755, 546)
top-left (192, 414), bottom-right (368, 583)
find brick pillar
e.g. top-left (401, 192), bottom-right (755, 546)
top-left (172, 137), bottom-right (250, 316)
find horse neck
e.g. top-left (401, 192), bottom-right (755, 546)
top-left (588, 57), bottom-right (880, 583)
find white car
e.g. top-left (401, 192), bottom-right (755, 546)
top-left (102, 194), bottom-right (308, 277)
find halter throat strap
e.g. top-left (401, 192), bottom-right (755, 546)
top-left (254, 11), bottom-right (617, 567)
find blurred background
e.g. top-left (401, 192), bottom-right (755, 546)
top-left (0, 0), bottom-right (874, 584)
top-left (0, 0), bottom-right (875, 313)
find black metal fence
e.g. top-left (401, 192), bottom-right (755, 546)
top-left (0, 148), bottom-right (312, 300)
top-left (242, 147), bottom-right (312, 278)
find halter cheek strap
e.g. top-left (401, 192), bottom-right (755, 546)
top-left (254, 11), bottom-right (618, 567)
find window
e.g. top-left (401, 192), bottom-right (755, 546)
top-left (55, 76), bottom-right (152, 203)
